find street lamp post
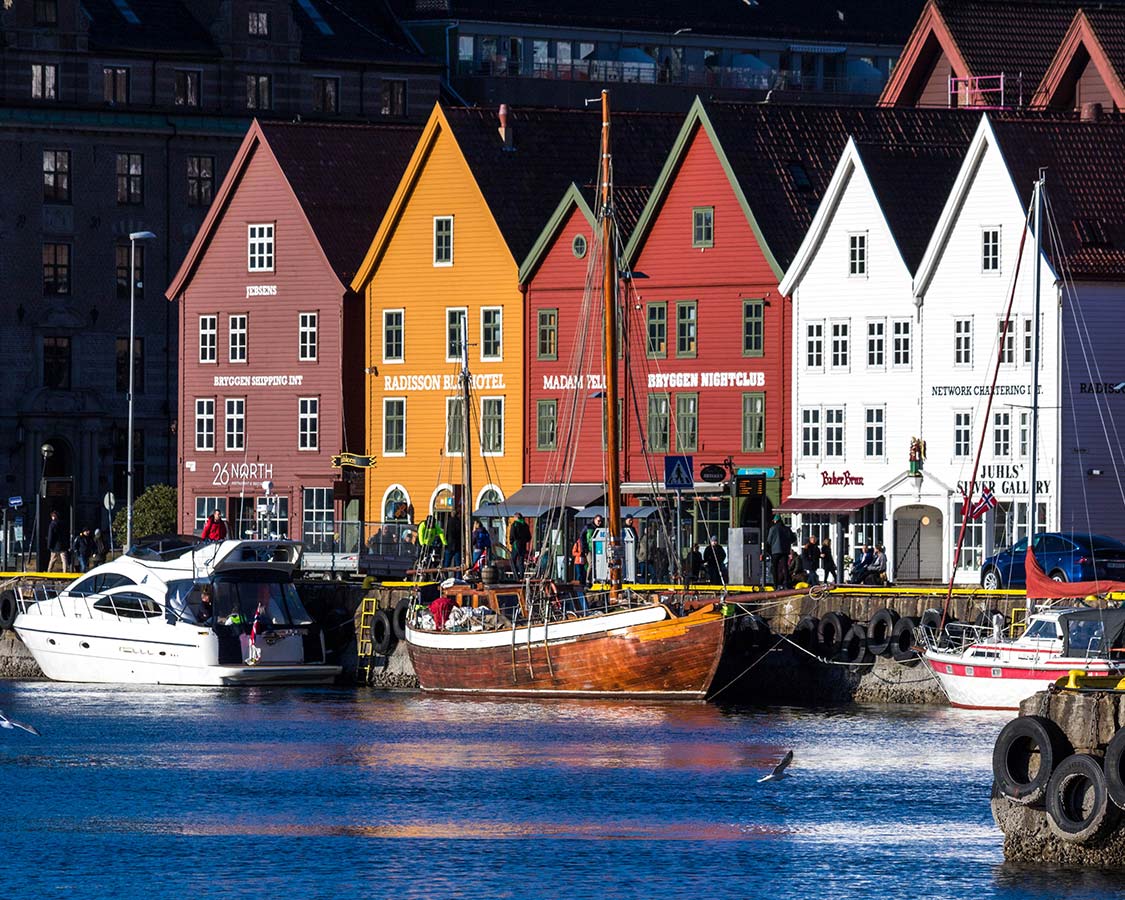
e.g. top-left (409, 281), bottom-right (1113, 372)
top-left (126, 231), bottom-right (156, 551)
top-left (36, 442), bottom-right (53, 571)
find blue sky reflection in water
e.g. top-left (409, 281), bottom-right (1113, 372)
top-left (2, 682), bottom-right (1125, 899)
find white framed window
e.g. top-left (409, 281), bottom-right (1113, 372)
top-left (384, 397), bottom-right (406, 455)
top-left (199, 315), bottom-right (217, 363)
top-left (848, 232), bottom-right (867, 276)
top-left (298, 312), bottom-right (317, 361)
top-left (954, 504), bottom-right (985, 570)
top-left (982, 227), bottom-right (1001, 273)
top-left (248, 223), bottom-right (274, 271)
top-left (1023, 316), bottom-right (1041, 366)
top-left (433, 216), bottom-right (453, 266)
top-left (383, 309), bottom-right (404, 362)
top-left (892, 318), bottom-right (911, 367)
top-left (801, 407), bottom-right (820, 458)
top-left (830, 321), bottom-right (850, 369)
top-left (302, 488), bottom-right (334, 553)
top-left (225, 398), bottom-right (245, 451)
top-left (998, 319), bottom-right (1015, 365)
top-left (229, 314), bottom-right (247, 363)
top-left (824, 407), bottom-right (845, 457)
top-left (481, 306), bottom-right (503, 361)
top-left (805, 321), bottom-right (824, 370)
top-left (446, 307), bottom-right (467, 362)
top-left (194, 497), bottom-right (226, 533)
top-left (954, 317), bottom-right (973, 367)
top-left (445, 397), bottom-right (463, 455)
top-left (1019, 411), bottom-right (1030, 458)
top-left (866, 319), bottom-right (885, 368)
top-left (195, 398), bottom-right (215, 451)
top-left (993, 410), bottom-right (1011, 457)
top-left (954, 411), bottom-right (972, 458)
top-left (864, 407), bottom-right (884, 458)
top-left (480, 397), bottom-right (504, 455)
top-left (298, 397), bottom-right (319, 451)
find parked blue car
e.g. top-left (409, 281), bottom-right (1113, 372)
top-left (980, 532), bottom-right (1125, 589)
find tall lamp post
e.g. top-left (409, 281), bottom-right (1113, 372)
top-left (36, 442), bottom-right (54, 571)
top-left (126, 231), bottom-right (156, 551)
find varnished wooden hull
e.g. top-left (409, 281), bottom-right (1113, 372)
top-left (406, 603), bottom-right (728, 699)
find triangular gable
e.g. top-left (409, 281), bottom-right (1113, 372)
top-left (622, 96), bottom-right (783, 279)
top-left (880, 467), bottom-right (955, 496)
top-left (878, 0), bottom-right (971, 107)
top-left (1032, 9), bottom-right (1125, 110)
top-left (166, 119), bottom-right (340, 299)
top-left (517, 183), bottom-right (596, 284)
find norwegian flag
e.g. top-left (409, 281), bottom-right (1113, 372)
top-left (970, 486), bottom-right (998, 519)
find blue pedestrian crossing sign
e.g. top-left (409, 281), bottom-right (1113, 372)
top-left (664, 455), bottom-right (695, 490)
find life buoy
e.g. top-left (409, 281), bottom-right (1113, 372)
top-left (370, 608), bottom-right (396, 655)
top-left (993, 715), bottom-right (1072, 806)
top-left (1045, 753), bottom-right (1119, 843)
top-left (839, 622), bottom-right (872, 666)
top-left (392, 596), bottom-right (411, 641)
top-left (817, 612), bottom-right (852, 659)
top-left (890, 616), bottom-right (920, 665)
top-left (792, 616), bottom-right (819, 654)
top-left (866, 608), bottom-right (900, 657)
top-left (0, 590), bottom-right (16, 630)
top-left (1102, 727), bottom-right (1125, 809)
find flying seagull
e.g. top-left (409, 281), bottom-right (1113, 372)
top-left (0, 711), bottom-right (40, 736)
top-left (758, 750), bottom-right (793, 783)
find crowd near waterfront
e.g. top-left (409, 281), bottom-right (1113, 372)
top-left (3, 681), bottom-right (1124, 899)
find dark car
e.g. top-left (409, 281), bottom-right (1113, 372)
top-left (980, 532), bottom-right (1125, 589)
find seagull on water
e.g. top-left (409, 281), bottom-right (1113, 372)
top-left (0, 710), bottom-right (40, 736)
top-left (758, 750), bottom-right (793, 783)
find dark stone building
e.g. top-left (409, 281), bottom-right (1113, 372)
top-left (0, 0), bottom-right (440, 563)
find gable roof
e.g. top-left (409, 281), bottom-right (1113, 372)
top-left (1033, 8), bottom-right (1125, 109)
top-left (625, 97), bottom-right (980, 279)
top-left (167, 119), bottom-right (422, 298)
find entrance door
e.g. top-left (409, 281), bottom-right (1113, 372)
top-left (893, 505), bottom-right (943, 582)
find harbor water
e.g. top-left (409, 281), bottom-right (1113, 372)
top-left (2, 682), bottom-right (1124, 899)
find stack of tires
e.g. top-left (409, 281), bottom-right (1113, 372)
top-left (994, 715), bottom-right (1125, 845)
top-left (370, 596), bottom-right (412, 656)
top-left (0, 590), bottom-right (16, 632)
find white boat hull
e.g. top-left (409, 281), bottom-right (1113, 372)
top-left (924, 650), bottom-right (1118, 710)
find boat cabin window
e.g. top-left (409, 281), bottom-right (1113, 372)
top-left (92, 590), bottom-right (162, 619)
top-left (1067, 620), bottom-right (1104, 657)
top-left (1024, 619), bottom-right (1060, 640)
top-left (494, 592), bottom-right (521, 619)
top-left (211, 577), bottom-right (312, 627)
top-left (68, 572), bottom-right (136, 596)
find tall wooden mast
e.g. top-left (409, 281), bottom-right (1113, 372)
top-left (599, 90), bottom-right (622, 591)
top-left (461, 329), bottom-right (473, 565)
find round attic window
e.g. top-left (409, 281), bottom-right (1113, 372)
top-left (572, 234), bottom-right (588, 258)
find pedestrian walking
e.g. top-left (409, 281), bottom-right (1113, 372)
top-left (46, 510), bottom-right (69, 573)
top-left (766, 515), bottom-right (796, 589)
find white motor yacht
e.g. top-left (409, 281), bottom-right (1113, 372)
top-left (14, 536), bottom-right (342, 686)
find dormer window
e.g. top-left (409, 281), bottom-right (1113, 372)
top-left (692, 207), bottom-right (714, 248)
top-left (249, 11), bottom-right (270, 36)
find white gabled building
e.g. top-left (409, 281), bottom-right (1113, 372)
top-left (779, 131), bottom-right (974, 581)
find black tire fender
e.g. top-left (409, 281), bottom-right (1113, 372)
top-left (974, 608), bottom-right (1002, 628)
top-left (792, 616), bottom-right (819, 654)
top-left (839, 622), bottom-right (872, 666)
top-left (817, 612), bottom-right (852, 659)
top-left (1102, 727), bottom-right (1125, 809)
top-left (392, 596), bottom-right (411, 642)
top-left (0, 590), bottom-right (16, 630)
top-left (920, 608), bottom-right (945, 634)
top-left (370, 608), bottom-right (396, 655)
top-left (1045, 753), bottom-right (1119, 843)
top-left (746, 613), bottom-right (771, 648)
top-left (890, 616), bottom-right (920, 665)
top-left (993, 715), bottom-right (1073, 806)
top-left (866, 608), bottom-right (900, 657)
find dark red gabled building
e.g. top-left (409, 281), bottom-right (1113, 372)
top-left (166, 119), bottom-right (420, 548)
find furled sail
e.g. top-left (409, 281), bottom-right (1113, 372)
top-left (1025, 547), bottom-right (1125, 600)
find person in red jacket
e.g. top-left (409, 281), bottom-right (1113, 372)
top-left (201, 509), bottom-right (228, 542)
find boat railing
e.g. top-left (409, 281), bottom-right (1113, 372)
top-left (919, 620), bottom-right (994, 652)
top-left (15, 586), bottom-right (166, 622)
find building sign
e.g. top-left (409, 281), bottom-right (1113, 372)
top-left (956, 464), bottom-right (1050, 498)
top-left (647, 371), bottom-right (765, 390)
top-left (384, 373), bottom-right (506, 392)
top-left (246, 284), bottom-right (278, 298)
top-left (212, 461), bottom-right (274, 488)
top-left (1079, 382), bottom-right (1125, 394)
top-left (332, 453), bottom-right (375, 468)
top-left (735, 475), bottom-right (766, 497)
top-left (931, 384), bottom-right (1040, 397)
top-left (543, 373), bottom-right (605, 391)
top-left (820, 470), bottom-right (865, 487)
top-left (213, 374), bottom-right (304, 387)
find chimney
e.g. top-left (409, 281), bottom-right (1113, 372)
top-left (497, 103), bottom-right (514, 148)
top-left (1081, 101), bottom-right (1103, 122)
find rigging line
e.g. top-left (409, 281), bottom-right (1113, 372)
top-left (942, 190), bottom-right (1035, 627)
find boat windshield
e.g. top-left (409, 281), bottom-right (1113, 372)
top-left (1023, 619), bottom-right (1060, 640)
top-left (165, 575), bottom-right (313, 626)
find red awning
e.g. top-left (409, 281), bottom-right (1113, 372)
top-left (775, 497), bottom-right (878, 514)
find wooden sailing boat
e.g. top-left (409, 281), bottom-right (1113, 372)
top-left (403, 92), bottom-right (737, 699)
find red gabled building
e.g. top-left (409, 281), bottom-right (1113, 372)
top-left (166, 119), bottom-right (420, 548)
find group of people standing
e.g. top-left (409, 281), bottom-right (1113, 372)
top-left (44, 509), bottom-right (108, 574)
top-left (766, 514), bottom-right (890, 588)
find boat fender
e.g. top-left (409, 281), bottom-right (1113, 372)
top-left (973, 608), bottom-right (1002, 629)
top-left (839, 622), bottom-right (872, 667)
top-left (748, 614), bottom-right (771, 648)
top-left (889, 616), bottom-right (921, 665)
top-left (791, 616), bottom-right (819, 654)
top-left (992, 715), bottom-right (1072, 806)
top-left (370, 609), bottom-right (396, 655)
top-left (392, 596), bottom-right (411, 642)
top-left (866, 608), bottom-right (900, 657)
top-left (919, 608), bottom-right (944, 635)
top-left (1045, 753), bottom-right (1119, 843)
top-left (816, 612), bottom-right (852, 659)
top-left (1101, 727), bottom-right (1125, 810)
top-left (0, 590), bottom-right (16, 630)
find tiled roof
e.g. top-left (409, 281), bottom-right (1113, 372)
top-left (83, 0), bottom-right (218, 55)
top-left (445, 105), bottom-right (684, 263)
top-left (856, 141), bottom-right (968, 273)
top-left (933, 0), bottom-right (1125, 89)
top-left (260, 121), bottom-right (424, 283)
top-left (991, 117), bottom-right (1125, 278)
top-left (294, 0), bottom-right (434, 66)
top-left (394, 0), bottom-right (925, 44)
top-left (1082, 7), bottom-right (1125, 87)
top-left (701, 101), bottom-right (980, 270)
